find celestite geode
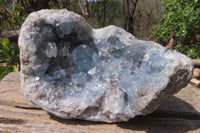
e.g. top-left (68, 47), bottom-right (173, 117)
top-left (19, 9), bottom-right (193, 123)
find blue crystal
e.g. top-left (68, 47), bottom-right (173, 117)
top-left (45, 42), bottom-right (57, 57)
top-left (142, 50), bottom-right (167, 74)
top-left (41, 26), bottom-right (53, 37)
top-left (72, 44), bottom-right (98, 72)
top-left (53, 69), bottom-right (66, 79)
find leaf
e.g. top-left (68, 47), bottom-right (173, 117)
top-left (0, 65), bottom-right (18, 80)
top-left (0, 66), bottom-right (7, 73)
top-left (11, 43), bottom-right (19, 52)
top-left (0, 43), bottom-right (4, 49)
top-left (0, 66), bottom-right (8, 80)
top-left (0, 71), bottom-right (9, 80)
top-left (8, 48), bottom-right (15, 57)
top-left (26, 0), bottom-right (31, 4)
top-left (0, 0), bottom-right (4, 5)
top-left (48, 2), bottom-right (54, 7)
top-left (7, 65), bottom-right (18, 72)
top-left (2, 38), bottom-right (10, 49)
top-left (0, 50), bottom-right (11, 62)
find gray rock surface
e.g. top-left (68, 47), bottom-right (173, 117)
top-left (19, 9), bottom-right (193, 123)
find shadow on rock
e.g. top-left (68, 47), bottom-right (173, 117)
top-left (117, 96), bottom-right (200, 133)
top-left (48, 112), bottom-right (105, 126)
top-left (48, 96), bottom-right (200, 133)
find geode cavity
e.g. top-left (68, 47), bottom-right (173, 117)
top-left (19, 9), bottom-right (193, 123)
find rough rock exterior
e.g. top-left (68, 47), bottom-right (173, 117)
top-left (19, 9), bottom-right (193, 123)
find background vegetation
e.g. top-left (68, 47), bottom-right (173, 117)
top-left (153, 0), bottom-right (200, 59)
top-left (0, 0), bottom-right (199, 79)
top-left (0, 38), bottom-right (19, 79)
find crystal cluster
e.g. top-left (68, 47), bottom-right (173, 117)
top-left (19, 9), bottom-right (193, 123)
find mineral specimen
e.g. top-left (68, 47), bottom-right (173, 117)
top-left (19, 9), bottom-right (193, 123)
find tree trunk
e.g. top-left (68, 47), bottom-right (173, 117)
top-left (122, 0), bottom-right (139, 34)
top-left (108, 0), bottom-right (116, 25)
top-left (84, 0), bottom-right (90, 19)
top-left (96, 1), bottom-right (102, 27)
top-left (79, 0), bottom-right (90, 20)
top-left (103, 0), bottom-right (108, 23)
top-left (127, 16), bottom-right (134, 34)
top-left (122, 0), bottom-right (127, 30)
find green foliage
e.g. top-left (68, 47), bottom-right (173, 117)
top-left (187, 48), bottom-right (200, 59)
top-left (26, 0), bottom-right (32, 4)
top-left (48, 1), bottom-right (56, 9)
top-left (153, 0), bottom-right (200, 59)
top-left (100, 21), bottom-right (107, 28)
top-left (0, 0), bottom-right (27, 31)
top-left (0, 38), bottom-right (19, 80)
top-left (0, 65), bottom-right (18, 80)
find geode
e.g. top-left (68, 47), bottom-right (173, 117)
top-left (19, 9), bottom-right (193, 123)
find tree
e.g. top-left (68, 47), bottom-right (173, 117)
top-left (92, 0), bottom-right (117, 28)
top-left (78, 0), bottom-right (90, 20)
top-left (17, 0), bottom-right (50, 13)
top-left (122, 0), bottom-right (139, 34)
top-left (0, 0), bottom-right (27, 32)
top-left (153, 0), bottom-right (200, 59)
top-left (95, 0), bottom-right (108, 27)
